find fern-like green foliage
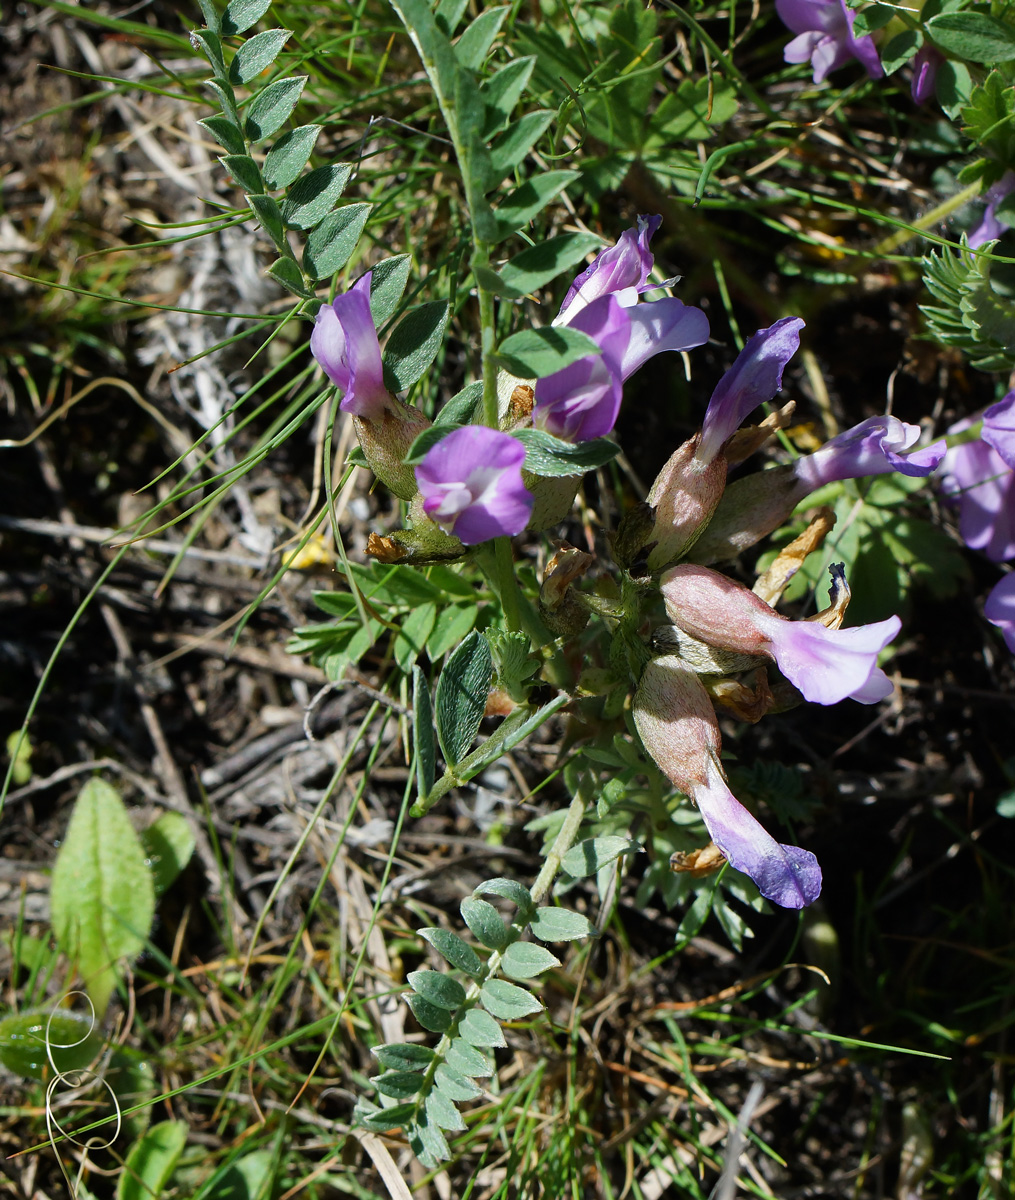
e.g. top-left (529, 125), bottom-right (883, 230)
top-left (921, 239), bottom-right (1015, 373)
top-left (357, 878), bottom-right (596, 1167)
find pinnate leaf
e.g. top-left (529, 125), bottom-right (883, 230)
top-left (303, 203), bottom-right (372, 279)
top-left (373, 1042), bottom-right (435, 1072)
top-left (369, 255), bottom-right (412, 326)
top-left (406, 992), bottom-right (454, 1033)
top-left (281, 162), bottom-right (353, 230)
top-left (222, 0), bottom-right (273, 35)
top-left (426, 1088), bottom-right (466, 1132)
top-left (495, 326), bottom-right (600, 379)
top-left (561, 836), bottom-right (634, 878)
top-left (373, 1070), bottom-right (424, 1099)
top-left (473, 877), bottom-right (534, 917)
top-left (229, 28), bottom-right (291, 84)
top-left (413, 667), bottom-right (437, 801)
top-left (383, 301), bottom-right (450, 392)
top-left (513, 428), bottom-right (621, 478)
top-left (445, 1038), bottom-right (494, 1077)
top-left (529, 906), bottom-right (596, 942)
top-left (435, 1063), bottom-right (484, 1101)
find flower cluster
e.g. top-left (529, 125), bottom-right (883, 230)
top-left (308, 219), bottom-right (952, 911)
top-left (775, 0), bottom-right (882, 83)
top-left (939, 391), bottom-right (1015, 650)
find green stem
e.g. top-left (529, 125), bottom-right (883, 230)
top-left (474, 241), bottom-right (501, 430)
top-left (866, 180), bottom-right (983, 259)
top-left (529, 778), bottom-right (591, 905)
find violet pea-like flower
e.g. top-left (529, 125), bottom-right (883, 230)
top-left (910, 44), bottom-right (943, 106)
top-left (416, 426), bottom-right (533, 545)
top-left (794, 415), bottom-right (947, 490)
top-left (980, 391), bottom-right (1015, 471)
top-left (534, 294), bottom-right (709, 443)
top-left (985, 573), bottom-right (1015, 652)
top-left (660, 564), bottom-right (900, 705)
top-left (776, 0), bottom-right (883, 83)
top-left (310, 272), bottom-right (391, 420)
top-left (556, 214), bottom-right (662, 323)
top-left (939, 410), bottom-right (1015, 563)
top-left (634, 655), bottom-right (822, 908)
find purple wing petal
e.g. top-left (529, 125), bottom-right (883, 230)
top-left (981, 391), bottom-right (1015, 470)
top-left (618, 297), bottom-right (710, 380)
top-left (765, 616), bottom-right (901, 705)
top-left (985, 573), bottom-right (1015, 652)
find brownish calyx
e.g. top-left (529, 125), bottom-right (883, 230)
top-left (709, 667), bottom-right (776, 724)
top-left (366, 533), bottom-right (408, 563)
top-left (508, 384), bottom-right (535, 422)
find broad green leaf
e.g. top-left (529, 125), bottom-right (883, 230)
top-left (493, 170), bottom-right (579, 240)
top-left (220, 154), bottom-right (263, 193)
top-left (529, 906), bottom-right (596, 942)
top-left (0, 1010), bottom-right (104, 1081)
top-left (648, 77), bottom-right (738, 145)
top-left (434, 1063), bottom-right (484, 1101)
top-left (561, 836), bottom-right (634, 878)
top-left (406, 992), bottom-right (454, 1033)
top-left (513, 428), bottom-right (620, 477)
top-left (374, 1042), bottom-right (435, 1072)
top-left (199, 116), bottom-right (246, 155)
top-left (373, 1070), bottom-right (424, 1099)
top-left (497, 232), bottom-right (602, 296)
top-left (445, 1038), bottom-right (494, 1077)
top-left (229, 29), bottom-right (291, 84)
top-left (454, 6), bottom-right (509, 69)
top-left (426, 603), bottom-right (479, 662)
top-left (205, 1150), bottom-right (274, 1200)
top-left (435, 380), bottom-right (482, 426)
top-left (51, 779), bottom-right (155, 1017)
top-left (926, 12), bottom-right (1015, 61)
top-left (458, 1007), bottom-right (506, 1047)
top-left (244, 75), bottom-right (307, 143)
top-left (266, 257), bottom-right (313, 298)
top-left (879, 29), bottom-right (921, 75)
top-left (262, 124), bottom-right (322, 190)
top-left (222, 0), bottom-right (273, 35)
top-left (473, 877), bottom-right (534, 915)
top-left (281, 162), bottom-right (353, 230)
top-left (407, 969), bottom-right (467, 1011)
top-left (420, 927), bottom-right (484, 977)
top-left (500, 942), bottom-right (560, 980)
top-left (435, 630), bottom-right (492, 767)
top-left (116, 1120), bottom-right (187, 1200)
top-left (303, 202), bottom-right (372, 279)
top-left (246, 192), bottom-right (286, 245)
top-left (413, 666), bottom-right (437, 800)
top-left (197, 0), bottom-right (221, 33)
top-left (139, 812), bottom-right (195, 897)
top-left (425, 1088), bottom-right (466, 1131)
top-left (450, 692), bottom-right (568, 783)
top-left (495, 326), bottom-right (600, 379)
top-left (937, 59), bottom-right (974, 117)
top-left (481, 56), bottom-right (536, 135)
top-left (395, 601), bottom-right (438, 671)
top-left (460, 897), bottom-right (509, 950)
top-left (361, 1102), bottom-right (416, 1131)
top-left (488, 109), bottom-right (555, 181)
top-left (369, 255), bottom-right (412, 326)
top-left (383, 300), bottom-right (450, 391)
top-left (480, 978), bottom-right (543, 1018)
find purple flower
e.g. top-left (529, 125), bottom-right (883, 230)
top-left (634, 655), bottom-right (821, 908)
top-left (660, 563), bottom-right (900, 705)
top-left (794, 415), bottom-right (947, 491)
top-left (698, 318), bottom-right (805, 465)
top-left (534, 295), bottom-right (709, 443)
top-left (534, 295), bottom-right (630, 443)
top-left (939, 414), bottom-right (1015, 563)
top-left (985, 573), bottom-right (1015, 652)
top-left (416, 426), bottom-right (533, 545)
top-left (910, 44), bottom-right (943, 106)
top-left (310, 273), bottom-right (390, 420)
top-left (776, 0), bottom-right (883, 83)
top-left (980, 391), bottom-right (1015, 471)
top-left (969, 172), bottom-right (1015, 249)
top-left (557, 215), bottom-right (662, 322)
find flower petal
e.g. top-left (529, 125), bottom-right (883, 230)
top-left (764, 616), bottom-right (901, 705)
top-left (795, 415), bottom-right (945, 489)
top-left (985, 573), bottom-right (1015, 652)
top-left (694, 760), bottom-right (822, 908)
top-left (981, 391), bottom-right (1015, 470)
top-left (310, 273), bottom-right (389, 419)
top-left (698, 318), bottom-right (803, 464)
top-left (557, 215), bottom-right (662, 322)
top-left (618, 297), bottom-right (710, 380)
